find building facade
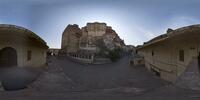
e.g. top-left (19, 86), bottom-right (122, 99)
top-left (87, 22), bottom-right (107, 37)
top-left (61, 22), bottom-right (125, 54)
top-left (61, 24), bottom-right (82, 53)
top-left (79, 22), bottom-right (107, 52)
top-left (138, 25), bottom-right (200, 82)
top-left (0, 24), bottom-right (48, 68)
top-left (60, 22), bottom-right (125, 64)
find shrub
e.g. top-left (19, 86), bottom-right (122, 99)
top-left (108, 48), bottom-right (122, 62)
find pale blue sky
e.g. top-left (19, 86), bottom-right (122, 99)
top-left (0, 0), bottom-right (200, 48)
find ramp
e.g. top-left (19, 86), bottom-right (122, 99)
top-left (176, 58), bottom-right (200, 90)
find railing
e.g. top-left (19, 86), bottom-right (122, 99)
top-left (68, 53), bottom-right (94, 64)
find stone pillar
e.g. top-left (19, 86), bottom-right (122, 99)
top-left (91, 54), bottom-right (94, 63)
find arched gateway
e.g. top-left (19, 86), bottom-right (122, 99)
top-left (0, 47), bottom-right (17, 67)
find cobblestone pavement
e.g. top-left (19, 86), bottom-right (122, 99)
top-left (0, 56), bottom-right (200, 100)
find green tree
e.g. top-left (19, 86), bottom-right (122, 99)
top-left (108, 48), bottom-right (122, 62)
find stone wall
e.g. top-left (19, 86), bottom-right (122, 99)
top-left (61, 22), bottom-right (125, 58)
top-left (87, 22), bottom-right (107, 37)
top-left (61, 24), bottom-right (82, 53)
top-left (103, 27), bottom-right (125, 50)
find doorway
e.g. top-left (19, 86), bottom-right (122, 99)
top-left (0, 47), bottom-right (17, 67)
top-left (198, 52), bottom-right (200, 72)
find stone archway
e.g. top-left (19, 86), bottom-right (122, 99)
top-left (0, 47), bottom-right (17, 67)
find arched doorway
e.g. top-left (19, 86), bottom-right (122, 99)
top-left (198, 52), bottom-right (200, 72)
top-left (0, 47), bottom-right (17, 67)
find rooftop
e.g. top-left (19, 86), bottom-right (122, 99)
top-left (0, 24), bottom-right (48, 48)
top-left (138, 24), bottom-right (200, 49)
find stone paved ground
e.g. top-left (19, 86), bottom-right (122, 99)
top-left (0, 56), bottom-right (200, 100)
top-left (61, 56), bottom-right (168, 90)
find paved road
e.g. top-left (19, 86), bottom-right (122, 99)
top-left (58, 56), bottom-right (167, 90)
top-left (0, 56), bottom-right (200, 100)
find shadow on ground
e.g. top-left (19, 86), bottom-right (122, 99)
top-left (0, 66), bottom-right (42, 91)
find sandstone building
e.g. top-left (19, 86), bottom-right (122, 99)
top-left (61, 22), bottom-right (125, 55)
top-left (103, 26), bottom-right (125, 50)
top-left (48, 48), bottom-right (60, 56)
top-left (0, 24), bottom-right (48, 68)
top-left (60, 22), bottom-right (125, 63)
top-left (61, 24), bottom-right (82, 53)
top-left (86, 22), bottom-right (107, 37)
top-left (137, 25), bottom-right (200, 82)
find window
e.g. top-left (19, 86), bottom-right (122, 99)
top-left (27, 50), bottom-right (32, 61)
top-left (152, 50), bottom-right (154, 56)
top-left (179, 50), bottom-right (184, 62)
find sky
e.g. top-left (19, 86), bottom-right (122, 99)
top-left (0, 0), bottom-right (200, 48)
